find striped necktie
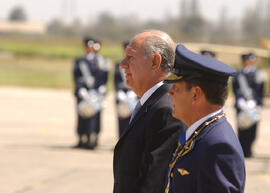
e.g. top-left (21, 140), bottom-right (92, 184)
top-left (129, 101), bottom-right (141, 123)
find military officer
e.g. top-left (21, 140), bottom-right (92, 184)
top-left (232, 53), bottom-right (266, 157)
top-left (73, 37), bottom-right (109, 149)
top-left (165, 44), bottom-right (246, 193)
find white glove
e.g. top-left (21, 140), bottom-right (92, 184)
top-left (78, 88), bottom-right (89, 100)
top-left (98, 85), bottom-right (107, 95)
top-left (117, 90), bottom-right (127, 102)
top-left (247, 100), bottom-right (256, 109)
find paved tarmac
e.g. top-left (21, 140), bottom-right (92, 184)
top-left (0, 86), bottom-right (270, 193)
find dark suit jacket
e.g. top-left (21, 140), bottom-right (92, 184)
top-left (169, 115), bottom-right (246, 193)
top-left (113, 84), bottom-right (186, 193)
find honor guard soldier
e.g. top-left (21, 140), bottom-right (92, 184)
top-left (232, 53), bottom-right (266, 157)
top-left (73, 37), bottom-right (109, 149)
top-left (165, 44), bottom-right (246, 193)
top-left (114, 41), bottom-right (138, 137)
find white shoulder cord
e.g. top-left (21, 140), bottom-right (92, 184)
top-left (79, 61), bottom-right (94, 89)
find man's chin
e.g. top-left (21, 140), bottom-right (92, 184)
top-left (172, 111), bottom-right (181, 121)
top-left (172, 111), bottom-right (177, 119)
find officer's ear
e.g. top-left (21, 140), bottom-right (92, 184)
top-left (191, 86), bottom-right (203, 104)
top-left (152, 54), bottom-right (162, 69)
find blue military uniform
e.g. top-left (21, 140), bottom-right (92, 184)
top-left (232, 53), bottom-right (265, 157)
top-left (73, 38), bottom-right (109, 149)
top-left (164, 45), bottom-right (246, 193)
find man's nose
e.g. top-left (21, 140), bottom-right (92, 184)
top-left (120, 58), bottom-right (128, 69)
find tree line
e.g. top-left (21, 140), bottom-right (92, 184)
top-left (7, 0), bottom-right (270, 47)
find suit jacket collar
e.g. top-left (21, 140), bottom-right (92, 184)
top-left (130, 84), bottom-right (170, 125)
top-left (118, 84), bottom-right (171, 141)
top-left (139, 82), bottom-right (164, 105)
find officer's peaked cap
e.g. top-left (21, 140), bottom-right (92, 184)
top-left (165, 44), bottom-right (236, 84)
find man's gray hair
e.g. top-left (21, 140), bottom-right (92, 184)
top-left (143, 35), bottom-right (175, 73)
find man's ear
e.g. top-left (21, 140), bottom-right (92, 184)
top-left (191, 86), bottom-right (202, 104)
top-left (152, 54), bottom-right (162, 69)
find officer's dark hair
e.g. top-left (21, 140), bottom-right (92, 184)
top-left (143, 35), bottom-right (175, 73)
top-left (185, 78), bottom-right (228, 106)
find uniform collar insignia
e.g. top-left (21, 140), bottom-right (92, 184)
top-left (177, 168), bottom-right (190, 176)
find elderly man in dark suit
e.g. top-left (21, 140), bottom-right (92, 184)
top-left (165, 44), bottom-right (246, 193)
top-left (113, 31), bottom-right (186, 193)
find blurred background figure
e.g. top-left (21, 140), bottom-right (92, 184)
top-left (114, 41), bottom-right (138, 138)
top-left (73, 37), bottom-right (109, 149)
top-left (200, 50), bottom-right (216, 58)
top-left (232, 52), bottom-right (266, 157)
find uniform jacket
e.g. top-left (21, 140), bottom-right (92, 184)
top-left (113, 84), bottom-right (186, 193)
top-left (73, 54), bottom-right (108, 99)
top-left (169, 114), bottom-right (246, 193)
top-left (73, 54), bottom-right (108, 134)
top-left (232, 67), bottom-right (264, 111)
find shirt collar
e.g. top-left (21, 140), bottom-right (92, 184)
top-left (139, 82), bottom-right (164, 106)
top-left (185, 108), bottom-right (223, 141)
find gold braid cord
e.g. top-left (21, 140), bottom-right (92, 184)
top-left (165, 113), bottom-right (225, 193)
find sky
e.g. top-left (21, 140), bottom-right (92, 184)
top-left (0, 0), bottom-right (259, 24)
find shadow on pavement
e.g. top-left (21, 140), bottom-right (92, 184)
top-left (2, 143), bottom-right (115, 153)
top-left (46, 144), bottom-right (114, 152)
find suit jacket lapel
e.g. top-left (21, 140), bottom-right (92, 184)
top-left (117, 84), bottom-right (170, 143)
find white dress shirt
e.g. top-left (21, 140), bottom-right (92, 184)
top-left (139, 81), bottom-right (164, 106)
